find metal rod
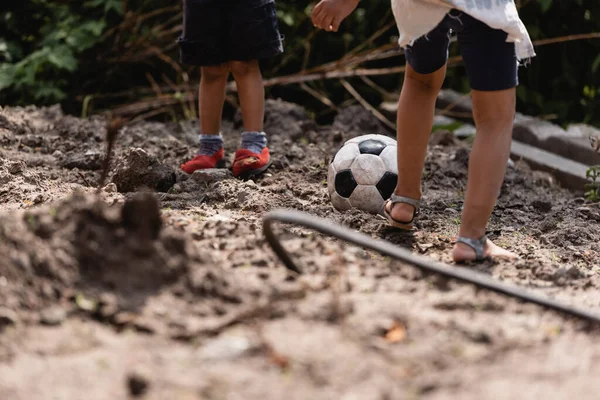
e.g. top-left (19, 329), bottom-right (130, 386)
top-left (263, 209), bottom-right (600, 324)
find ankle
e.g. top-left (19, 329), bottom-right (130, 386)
top-left (198, 133), bottom-right (224, 156)
top-left (393, 188), bottom-right (421, 200)
top-left (458, 226), bottom-right (486, 240)
top-left (240, 131), bottom-right (267, 154)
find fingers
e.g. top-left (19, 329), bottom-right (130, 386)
top-left (312, 1), bottom-right (337, 31)
top-left (330, 16), bottom-right (341, 32)
top-left (323, 14), bottom-right (336, 32)
top-left (311, 2), bottom-right (325, 28)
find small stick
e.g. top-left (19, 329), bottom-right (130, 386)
top-left (97, 116), bottom-right (127, 193)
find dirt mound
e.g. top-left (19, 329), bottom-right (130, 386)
top-left (112, 147), bottom-right (177, 193)
top-left (0, 191), bottom-right (201, 314)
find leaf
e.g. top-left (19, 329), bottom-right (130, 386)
top-left (0, 64), bottom-right (16, 91)
top-left (46, 45), bottom-right (78, 71)
top-left (384, 321), bottom-right (407, 343)
top-left (539, 0), bottom-right (553, 13)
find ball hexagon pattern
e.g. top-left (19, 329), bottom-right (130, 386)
top-left (328, 134), bottom-right (398, 215)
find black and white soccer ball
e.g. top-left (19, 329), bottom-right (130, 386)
top-left (328, 134), bottom-right (398, 214)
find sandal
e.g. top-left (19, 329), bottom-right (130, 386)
top-left (455, 235), bottom-right (489, 262)
top-left (383, 194), bottom-right (420, 230)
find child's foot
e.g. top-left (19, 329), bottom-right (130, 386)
top-left (383, 195), bottom-right (420, 230)
top-left (232, 131), bottom-right (271, 179)
top-left (452, 237), bottom-right (519, 263)
top-left (181, 134), bottom-right (225, 174)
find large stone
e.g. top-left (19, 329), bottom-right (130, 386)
top-left (510, 140), bottom-right (589, 191)
top-left (191, 169), bottom-right (232, 184)
top-left (512, 114), bottom-right (599, 167)
top-left (112, 148), bottom-right (176, 193)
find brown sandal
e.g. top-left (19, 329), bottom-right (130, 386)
top-left (383, 194), bottom-right (420, 230)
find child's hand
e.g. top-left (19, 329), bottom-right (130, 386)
top-left (311, 0), bottom-right (359, 32)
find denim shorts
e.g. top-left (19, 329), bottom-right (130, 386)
top-left (405, 10), bottom-right (518, 91)
top-left (178, 0), bottom-right (283, 66)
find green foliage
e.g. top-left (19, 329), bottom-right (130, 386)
top-left (585, 165), bottom-right (600, 202)
top-left (0, 0), bottom-right (119, 103)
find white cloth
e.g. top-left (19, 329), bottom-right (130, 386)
top-left (391, 0), bottom-right (536, 61)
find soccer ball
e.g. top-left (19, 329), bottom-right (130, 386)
top-left (328, 134), bottom-right (398, 215)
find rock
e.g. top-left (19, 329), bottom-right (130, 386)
top-left (60, 151), bottom-right (103, 171)
top-left (454, 124), bottom-right (477, 138)
top-left (199, 335), bottom-right (259, 361)
top-left (0, 308), bottom-right (18, 327)
top-left (40, 307), bottom-right (66, 326)
top-left (112, 148), bottom-right (176, 193)
top-left (453, 147), bottom-right (470, 166)
top-left (102, 182), bottom-right (117, 193)
top-left (531, 200), bottom-right (552, 213)
top-left (539, 218), bottom-right (558, 233)
top-left (435, 89), bottom-right (474, 120)
top-left (510, 141), bottom-right (588, 190)
top-left (127, 370), bottom-right (150, 397)
top-left (191, 169), bottom-right (232, 184)
top-left (514, 116), bottom-right (599, 166)
top-left (432, 115), bottom-right (458, 127)
top-left (429, 130), bottom-right (455, 146)
top-left (288, 144), bottom-right (305, 159)
top-left (6, 160), bottom-right (25, 174)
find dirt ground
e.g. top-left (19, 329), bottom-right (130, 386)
top-left (1, 100), bottom-right (600, 399)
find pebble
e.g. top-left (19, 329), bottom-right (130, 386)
top-left (191, 169), bottom-right (231, 184)
top-left (199, 335), bottom-right (258, 361)
top-left (103, 183), bottom-right (117, 193)
top-left (40, 307), bottom-right (66, 326)
top-left (0, 307), bottom-right (18, 327)
top-left (127, 370), bottom-right (150, 397)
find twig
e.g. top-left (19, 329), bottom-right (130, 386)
top-left (533, 33), bottom-right (600, 46)
top-left (97, 117), bottom-right (127, 192)
top-left (300, 83), bottom-right (339, 111)
top-left (228, 56), bottom-right (463, 91)
top-left (339, 79), bottom-right (396, 131)
top-left (146, 73), bottom-right (163, 97)
top-left (359, 76), bottom-right (397, 101)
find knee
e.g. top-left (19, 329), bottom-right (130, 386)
top-left (201, 64), bottom-right (230, 83)
top-left (472, 91), bottom-right (516, 130)
top-left (405, 66), bottom-right (445, 96)
top-left (229, 60), bottom-right (260, 78)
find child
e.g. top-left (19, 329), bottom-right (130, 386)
top-left (178, 0), bottom-right (283, 179)
top-left (312, 0), bottom-right (535, 263)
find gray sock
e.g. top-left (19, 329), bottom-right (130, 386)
top-left (240, 131), bottom-right (267, 154)
top-left (198, 133), bottom-right (223, 156)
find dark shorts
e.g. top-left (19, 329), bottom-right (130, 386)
top-left (405, 10), bottom-right (518, 91)
top-left (178, 0), bottom-right (283, 66)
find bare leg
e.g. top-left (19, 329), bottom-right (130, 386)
top-left (387, 64), bottom-right (447, 224)
top-left (199, 64), bottom-right (230, 135)
top-left (230, 60), bottom-right (264, 132)
top-left (452, 88), bottom-right (519, 262)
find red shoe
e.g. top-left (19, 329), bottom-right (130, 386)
top-left (180, 148), bottom-right (225, 174)
top-left (232, 147), bottom-right (271, 179)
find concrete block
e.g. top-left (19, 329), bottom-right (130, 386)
top-left (435, 90), bottom-right (474, 121)
top-left (513, 115), bottom-right (599, 166)
top-left (510, 140), bottom-right (590, 191)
